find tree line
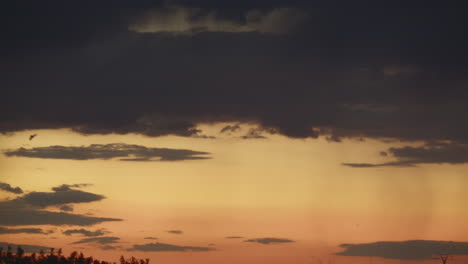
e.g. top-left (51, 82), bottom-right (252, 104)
top-left (0, 246), bottom-right (149, 264)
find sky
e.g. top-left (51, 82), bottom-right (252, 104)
top-left (2, 1), bottom-right (468, 264)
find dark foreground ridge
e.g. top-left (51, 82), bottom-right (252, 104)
top-left (0, 246), bottom-right (148, 264)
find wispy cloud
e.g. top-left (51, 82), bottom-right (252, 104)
top-left (63, 228), bottom-right (108, 237)
top-left (0, 227), bottom-right (49, 235)
top-left (72, 236), bottom-right (120, 245)
top-left (128, 242), bottom-right (214, 252)
top-left (167, 230), bottom-right (183, 235)
top-left (244, 237), bottom-right (294, 244)
top-left (220, 124), bottom-right (241, 134)
top-left (5, 143), bottom-right (211, 162)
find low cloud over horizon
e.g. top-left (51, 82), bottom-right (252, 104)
top-left (128, 242), bottom-right (214, 252)
top-left (337, 240), bottom-right (468, 260)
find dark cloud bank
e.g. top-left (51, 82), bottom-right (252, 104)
top-left (0, 183), bottom-right (121, 226)
top-left (5, 143), bottom-right (211, 162)
top-left (2, 1), bottom-right (468, 151)
top-left (337, 240), bottom-right (468, 260)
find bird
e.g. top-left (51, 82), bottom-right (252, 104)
top-left (29, 134), bottom-right (37, 140)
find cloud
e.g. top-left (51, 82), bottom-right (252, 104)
top-left (58, 205), bottom-right (74, 212)
top-left (63, 229), bottom-right (108, 237)
top-left (0, 227), bottom-right (48, 235)
top-left (128, 242), bottom-right (214, 252)
top-left (240, 127), bottom-right (278, 139)
top-left (129, 7), bottom-right (308, 35)
top-left (144, 237), bottom-right (158, 240)
top-left (72, 113), bottom-right (205, 138)
top-left (244, 238), bottom-right (295, 244)
top-left (240, 128), bottom-right (267, 139)
top-left (226, 236), bottom-right (244, 239)
top-left (343, 143), bottom-right (468, 168)
top-left (52, 184), bottom-right (92, 192)
top-left (336, 240), bottom-right (468, 260)
top-left (167, 230), bottom-right (183, 234)
top-left (0, 185), bottom-right (121, 226)
top-left (3, 3), bottom-right (468, 145)
top-left (0, 208), bottom-right (121, 226)
top-left (0, 242), bottom-right (49, 253)
top-left (4, 143), bottom-right (211, 162)
top-left (18, 190), bottom-right (104, 209)
top-left (0, 182), bottom-right (23, 194)
top-left (342, 162), bottom-right (407, 168)
top-left (100, 245), bottom-right (121, 250)
top-left (220, 124), bottom-right (241, 133)
top-left (72, 236), bottom-right (120, 245)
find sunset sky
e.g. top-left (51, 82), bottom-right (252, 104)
top-left (2, 2), bottom-right (468, 264)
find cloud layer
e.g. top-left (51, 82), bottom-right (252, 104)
top-left (343, 143), bottom-right (468, 168)
top-left (2, 2), bottom-right (468, 145)
top-left (167, 230), bottom-right (183, 234)
top-left (244, 237), bottom-right (294, 244)
top-left (337, 240), bottom-right (468, 260)
top-left (0, 227), bottom-right (48, 235)
top-left (5, 143), bottom-right (211, 162)
top-left (71, 236), bottom-right (120, 245)
top-left (0, 184), bottom-right (121, 226)
top-left (128, 242), bottom-right (213, 252)
top-left (63, 228), bottom-right (108, 237)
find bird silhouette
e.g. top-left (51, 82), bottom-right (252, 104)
top-left (29, 134), bottom-right (37, 140)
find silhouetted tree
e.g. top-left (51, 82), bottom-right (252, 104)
top-left (0, 246), bottom-right (149, 264)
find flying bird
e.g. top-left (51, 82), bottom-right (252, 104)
top-left (29, 134), bottom-right (37, 140)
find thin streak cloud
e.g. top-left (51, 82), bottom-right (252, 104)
top-left (4, 143), bottom-right (211, 162)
